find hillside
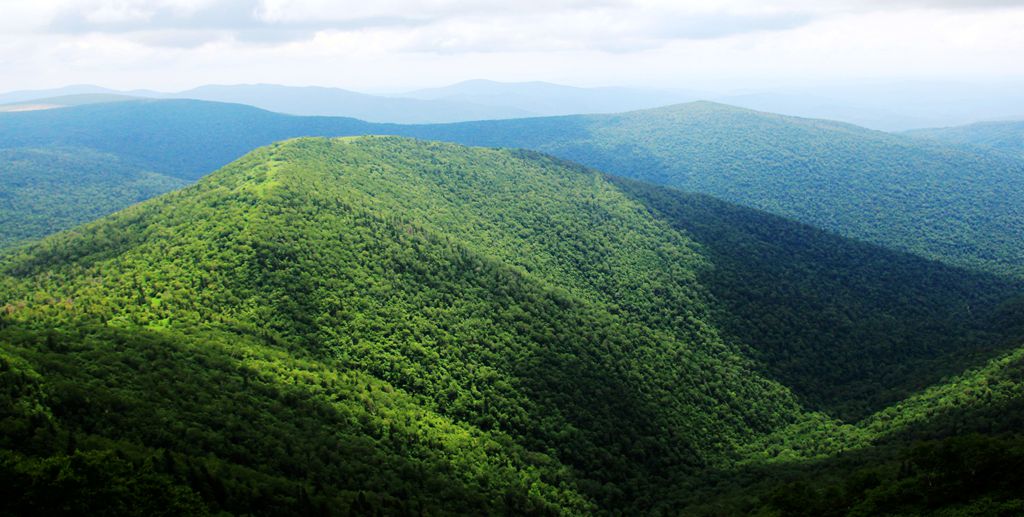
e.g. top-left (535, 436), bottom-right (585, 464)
top-left (0, 147), bottom-right (186, 249)
top-left (2, 137), bottom-right (1022, 514)
top-left (4, 100), bottom-right (1023, 280)
top-left (611, 177), bottom-right (1024, 419)
top-left (674, 344), bottom-right (1024, 515)
top-left (0, 137), bottom-right (806, 513)
top-left (409, 102), bottom-right (1024, 279)
top-left (907, 120), bottom-right (1024, 158)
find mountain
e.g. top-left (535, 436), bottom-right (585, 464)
top-left (0, 136), bottom-right (807, 513)
top-left (0, 85), bottom-right (123, 105)
top-left (0, 94), bottom-right (141, 113)
top-left (0, 84), bottom-right (532, 123)
top-left (0, 100), bottom-right (379, 180)
top-left (402, 79), bottom-right (698, 116)
top-left (907, 120), bottom-right (1024, 158)
top-left (714, 80), bottom-right (1024, 131)
top-left (4, 100), bottom-right (1024, 280)
top-left (611, 178), bottom-right (1024, 419)
top-left (406, 102), bottom-right (1024, 279)
top-left (8, 79), bottom-right (1021, 128)
top-left (0, 147), bottom-right (186, 249)
top-left (1, 81), bottom-right (696, 122)
top-left (2, 136), bottom-right (1023, 514)
top-left (169, 84), bottom-right (532, 123)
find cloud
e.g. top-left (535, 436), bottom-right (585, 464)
top-left (2, 0), bottom-right (1022, 92)
top-left (44, 0), bottom-right (433, 47)
top-left (39, 0), bottom-right (823, 50)
top-left (862, 0), bottom-right (1024, 9)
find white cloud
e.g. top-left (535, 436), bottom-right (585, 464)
top-left (0, 0), bottom-right (1021, 91)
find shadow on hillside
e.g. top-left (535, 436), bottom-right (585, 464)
top-left (612, 176), bottom-right (1024, 422)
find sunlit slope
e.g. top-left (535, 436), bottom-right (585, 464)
top-left (408, 102), bottom-right (1024, 279)
top-left (0, 136), bottom-right (806, 512)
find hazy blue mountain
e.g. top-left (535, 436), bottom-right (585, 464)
top-left (716, 80), bottom-right (1024, 130)
top-left (402, 79), bottom-right (701, 116)
top-left (0, 99), bottom-right (378, 179)
top-left (0, 85), bottom-right (123, 104)
top-left (0, 83), bottom-right (530, 123)
top-left (906, 120), bottom-right (1024, 158)
top-left (6, 79), bottom-right (1021, 128)
top-left (0, 94), bottom-right (141, 112)
top-left (168, 83), bottom-right (532, 122)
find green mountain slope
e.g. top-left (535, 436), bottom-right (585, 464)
top-left (0, 137), bottom-right (808, 512)
top-left (0, 147), bottom-right (186, 250)
top-left (677, 345), bottom-right (1024, 516)
top-left (2, 136), bottom-right (1022, 514)
top-left (907, 120), bottom-right (1024, 158)
top-left (412, 102), bottom-right (1024, 279)
top-left (610, 177), bottom-right (1024, 420)
top-left (4, 100), bottom-right (1022, 280)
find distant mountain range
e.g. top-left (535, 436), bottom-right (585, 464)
top-left (2, 79), bottom-right (1021, 129)
top-left (907, 119), bottom-right (1024, 158)
top-left (0, 81), bottom-right (698, 123)
top-left (3, 98), bottom-right (1022, 280)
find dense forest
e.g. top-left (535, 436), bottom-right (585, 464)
top-left (907, 120), bottom-right (1024, 158)
top-left (1, 137), bottom-right (1022, 514)
top-left (0, 147), bottom-right (185, 250)
top-left (3, 100), bottom-right (1023, 280)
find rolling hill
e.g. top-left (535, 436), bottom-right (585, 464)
top-left (3, 99), bottom-right (1023, 280)
top-left (907, 120), bottom-right (1024, 158)
top-left (1, 137), bottom-right (1022, 514)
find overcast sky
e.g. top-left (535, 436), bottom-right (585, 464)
top-left (1, 0), bottom-right (1022, 93)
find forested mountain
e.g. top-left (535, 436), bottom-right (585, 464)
top-left (3, 99), bottom-right (1023, 280)
top-left (0, 147), bottom-right (185, 249)
top-left (1, 137), bottom-right (1022, 514)
top-left (907, 120), bottom-right (1024, 158)
top-left (0, 137), bottom-right (805, 513)
top-left (409, 102), bottom-right (1024, 279)
top-left (612, 178), bottom-right (1024, 420)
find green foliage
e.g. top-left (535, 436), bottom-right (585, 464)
top-left (2, 136), bottom-right (1022, 514)
top-left (0, 147), bottom-right (186, 250)
top-left (1, 137), bottom-right (806, 512)
top-left (0, 322), bottom-right (589, 515)
top-left (610, 177), bottom-right (1024, 419)
top-left (908, 120), bottom-right (1024, 158)
top-left (412, 102), bottom-right (1024, 279)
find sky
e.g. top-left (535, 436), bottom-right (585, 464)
top-left (1, 0), bottom-right (1023, 93)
